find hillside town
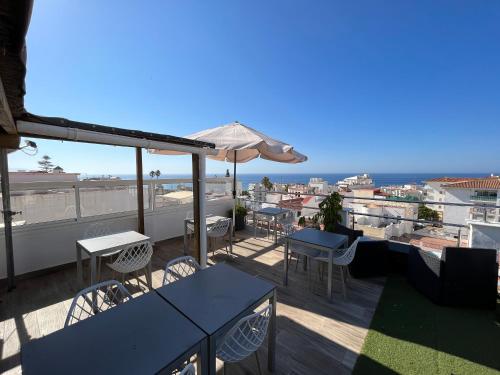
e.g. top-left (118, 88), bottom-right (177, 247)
top-left (247, 174), bottom-right (500, 253)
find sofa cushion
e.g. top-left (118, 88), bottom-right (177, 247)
top-left (407, 247), bottom-right (443, 304)
top-left (441, 247), bottom-right (498, 309)
top-left (348, 240), bottom-right (389, 278)
top-left (332, 224), bottom-right (363, 247)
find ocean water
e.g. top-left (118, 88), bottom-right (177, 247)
top-left (82, 172), bottom-right (495, 190)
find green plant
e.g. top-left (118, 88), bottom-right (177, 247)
top-left (298, 216), bottom-right (306, 227)
top-left (314, 192), bottom-right (343, 232)
top-left (230, 204), bottom-right (247, 217)
top-left (418, 205), bottom-right (440, 222)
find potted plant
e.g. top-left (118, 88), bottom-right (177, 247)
top-left (229, 204), bottom-right (248, 231)
top-left (314, 192), bottom-right (343, 232)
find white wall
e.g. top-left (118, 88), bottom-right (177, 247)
top-left (0, 197), bottom-right (233, 279)
top-left (443, 189), bottom-right (471, 234)
top-left (469, 222), bottom-right (500, 250)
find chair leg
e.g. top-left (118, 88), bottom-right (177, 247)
top-left (121, 272), bottom-right (125, 285)
top-left (255, 351), bottom-right (263, 375)
top-left (307, 257), bottom-right (313, 290)
top-left (135, 270), bottom-right (140, 288)
top-left (295, 254), bottom-right (300, 271)
top-left (97, 256), bottom-right (102, 282)
top-left (145, 266), bottom-right (152, 290)
top-left (340, 266), bottom-right (346, 299)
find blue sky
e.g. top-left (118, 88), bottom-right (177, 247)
top-left (9, 1), bottom-right (500, 175)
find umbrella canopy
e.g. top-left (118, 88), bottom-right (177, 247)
top-left (150, 121), bottom-right (308, 235)
top-left (150, 121), bottom-right (308, 163)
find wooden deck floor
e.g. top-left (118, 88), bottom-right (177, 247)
top-left (0, 229), bottom-right (385, 374)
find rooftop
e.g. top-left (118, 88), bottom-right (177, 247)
top-left (0, 229), bottom-right (384, 374)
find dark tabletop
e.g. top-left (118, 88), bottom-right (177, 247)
top-left (22, 292), bottom-right (206, 375)
top-left (287, 228), bottom-right (348, 250)
top-left (156, 263), bottom-right (275, 335)
top-left (257, 207), bottom-right (289, 216)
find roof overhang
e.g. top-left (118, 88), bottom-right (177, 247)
top-left (17, 116), bottom-right (217, 155)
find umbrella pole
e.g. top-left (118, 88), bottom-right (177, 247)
top-left (232, 151), bottom-right (237, 235)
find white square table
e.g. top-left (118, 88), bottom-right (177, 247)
top-left (76, 230), bottom-right (151, 288)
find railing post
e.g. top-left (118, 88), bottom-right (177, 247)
top-left (457, 228), bottom-right (461, 247)
top-left (74, 185), bottom-right (82, 220)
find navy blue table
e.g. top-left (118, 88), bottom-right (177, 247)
top-left (285, 228), bottom-right (348, 301)
top-left (22, 292), bottom-right (208, 375)
top-left (156, 263), bottom-right (277, 374)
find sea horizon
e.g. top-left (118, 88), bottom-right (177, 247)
top-left (80, 172), bottom-right (497, 190)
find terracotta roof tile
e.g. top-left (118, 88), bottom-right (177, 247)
top-left (426, 177), bottom-right (477, 183)
top-left (443, 178), bottom-right (500, 189)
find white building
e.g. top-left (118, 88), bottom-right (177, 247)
top-left (442, 177), bottom-right (500, 235)
top-left (308, 178), bottom-right (328, 194)
top-left (423, 177), bottom-right (472, 220)
top-left (336, 173), bottom-right (373, 190)
top-left (248, 182), bottom-right (267, 203)
top-left (345, 188), bottom-right (417, 239)
top-left (9, 170), bottom-right (80, 183)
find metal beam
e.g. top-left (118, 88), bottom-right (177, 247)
top-left (135, 147), bottom-right (145, 234)
top-left (192, 154), bottom-right (201, 263)
top-left (0, 148), bottom-right (15, 290)
top-left (0, 78), bottom-right (17, 135)
top-left (198, 154), bottom-right (207, 268)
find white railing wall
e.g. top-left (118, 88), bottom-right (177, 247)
top-left (0, 178), bottom-right (233, 279)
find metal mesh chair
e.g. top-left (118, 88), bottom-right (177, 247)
top-left (65, 280), bottom-right (132, 327)
top-left (163, 256), bottom-right (201, 285)
top-left (278, 211), bottom-right (295, 241)
top-left (314, 237), bottom-right (360, 298)
top-left (252, 202), bottom-right (270, 236)
top-left (216, 304), bottom-right (272, 375)
top-left (84, 222), bottom-right (118, 281)
top-left (207, 218), bottom-right (231, 255)
top-left (107, 240), bottom-right (153, 287)
top-left (178, 363), bottom-right (195, 375)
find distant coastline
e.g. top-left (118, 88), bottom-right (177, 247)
top-left (80, 172), bottom-right (496, 190)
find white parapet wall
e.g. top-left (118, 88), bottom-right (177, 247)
top-left (0, 177), bottom-right (234, 279)
top-left (0, 197), bottom-right (233, 279)
top-left (467, 221), bottom-right (500, 251)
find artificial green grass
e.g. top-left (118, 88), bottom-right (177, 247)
top-left (353, 275), bottom-right (500, 375)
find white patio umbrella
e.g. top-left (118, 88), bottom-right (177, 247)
top-left (150, 121), bottom-right (308, 230)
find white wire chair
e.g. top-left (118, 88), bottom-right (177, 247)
top-left (277, 211), bottom-right (295, 241)
top-left (64, 280), bottom-right (132, 327)
top-left (251, 202), bottom-right (270, 236)
top-left (84, 222), bottom-right (117, 281)
top-left (107, 240), bottom-right (153, 288)
top-left (178, 363), bottom-right (195, 375)
top-left (207, 218), bottom-right (231, 255)
top-left (216, 304), bottom-right (272, 375)
top-left (313, 237), bottom-right (360, 298)
top-left (163, 256), bottom-right (201, 285)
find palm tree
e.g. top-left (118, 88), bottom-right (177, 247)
top-left (149, 170), bottom-right (155, 179)
top-left (261, 176), bottom-right (273, 191)
top-left (155, 170), bottom-right (161, 179)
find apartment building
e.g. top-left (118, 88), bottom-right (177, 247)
top-left (442, 177), bottom-right (500, 235)
top-left (423, 177), bottom-right (473, 220)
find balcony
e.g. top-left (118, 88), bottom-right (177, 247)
top-left (470, 195), bottom-right (498, 202)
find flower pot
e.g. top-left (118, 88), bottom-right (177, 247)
top-left (234, 214), bottom-right (246, 231)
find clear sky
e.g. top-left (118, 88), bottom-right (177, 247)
top-left (9, 0), bottom-right (500, 175)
